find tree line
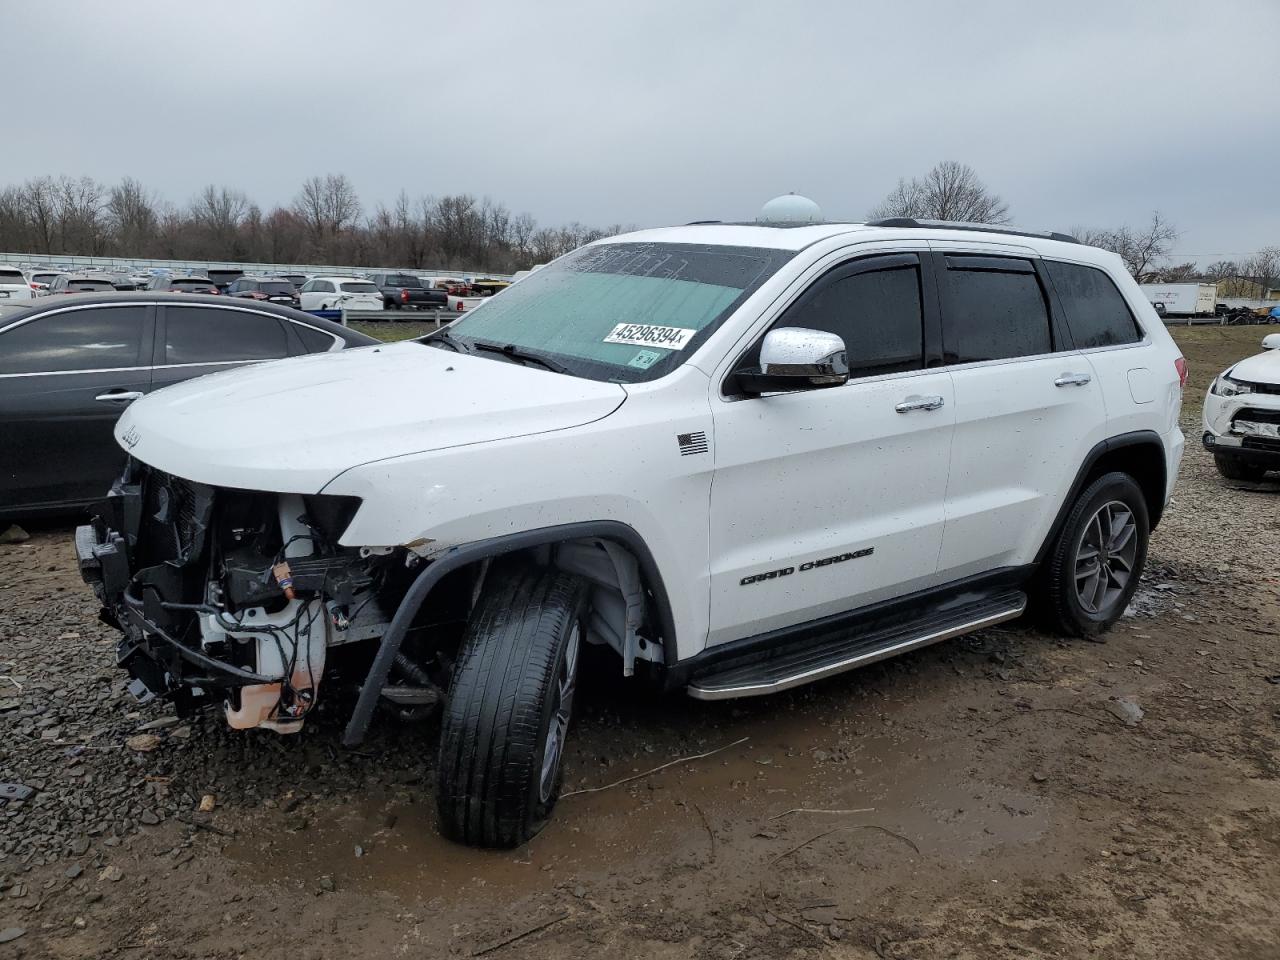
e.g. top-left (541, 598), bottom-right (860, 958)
top-left (0, 173), bottom-right (627, 272)
top-left (872, 161), bottom-right (1279, 294)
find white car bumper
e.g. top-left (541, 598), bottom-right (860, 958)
top-left (1202, 384), bottom-right (1280, 467)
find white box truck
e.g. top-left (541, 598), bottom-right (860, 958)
top-left (1140, 282), bottom-right (1216, 317)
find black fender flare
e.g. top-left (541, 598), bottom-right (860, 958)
top-left (1033, 429), bottom-right (1167, 566)
top-left (342, 520), bottom-right (676, 746)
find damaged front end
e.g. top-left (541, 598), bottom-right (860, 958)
top-left (76, 460), bottom-right (451, 734)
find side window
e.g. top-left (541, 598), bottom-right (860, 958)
top-left (319, 281), bottom-right (335, 293)
top-left (744, 258), bottom-right (925, 378)
top-left (163, 306), bottom-right (290, 364)
top-left (941, 258), bottom-right (1052, 363)
top-left (300, 280), bottom-right (315, 293)
top-left (1044, 261), bottom-right (1143, 348)
top-left (291, 323), bottom-right (338, 353)
top-left (0, 306), bottom-right (147, 374)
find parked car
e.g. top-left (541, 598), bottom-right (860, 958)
top-left (0, 267), bottom-right (35, 301)
top-left (0, 292), bottom-right (376, 520)
top-left (298, 276), bottom-right (385, 312)
top-left (1202, 331), bottom-right (1280, 481)
top-left (368, 272), bottom-right (447, 310)
top-left (24, 269), bottom-right (64, 295)
top-left (144, 275), bottom-right (221, 294)
top-left (225, 276), bottom-right (301, 308)
top-left (76, 211), bottom-right (1185, 849)
top-left (47, 274), bottom-right (119, 295)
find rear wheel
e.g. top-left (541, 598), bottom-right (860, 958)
top-left (436, 563), bottom-right (588, 848)
top-left (1036, 472), bottom-right (1149, 638)
top-left (1214, 454), bottom-right (1266, 482)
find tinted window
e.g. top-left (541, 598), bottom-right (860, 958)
top-left (260, 281), bottom-right (294, 296)
top-left (164, 306), bottom-right (289, 364)
top-left (340, 281), bottom-right (377, 293)
top-left (67, 279), bottom-right (116, 292)
top-left (292, 323), bottom-right (338, 353)
top-left (171, 279), bottom-right (216, 292)
top-left (0, 306), bottom-right (147, 374)
top-left (1045, 261), bottom-right (1142, 348)
top-left (771, 263), bottom-right (924, 377)
top-left (0, 270), bottom-right (25, 283)
top-left (942, 263), bottom-right (1051, 363)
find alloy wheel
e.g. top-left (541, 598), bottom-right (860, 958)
top-left (1074, 500), bottom-right (1138, 615)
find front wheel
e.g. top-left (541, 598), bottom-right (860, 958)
top-left (436, 563), bottom-right (588, 848)
top-left (1035, 472), bottom-right (1149, 638)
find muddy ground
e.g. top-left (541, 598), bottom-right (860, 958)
top-left (1, 324), bottom-right (1277, 959)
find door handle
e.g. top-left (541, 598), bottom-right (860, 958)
top-left (1054, 372), bottom-right (1093, 387)
top-left (94, 390), bottom-right (144, 404)
top-left (895, 394), bottom-right (945, 413)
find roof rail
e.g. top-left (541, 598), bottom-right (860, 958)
top-left (865, 217), bottom-right (1078, 244)
top-left (685, 220), bottom-right (723, 225)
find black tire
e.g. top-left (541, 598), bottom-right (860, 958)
top-left (436, 563), bottom-right (588, 848)
top-left (1035, 471), bottom-right (1149, 638)
top-left (1214, 454), bottom-right (1266, 482)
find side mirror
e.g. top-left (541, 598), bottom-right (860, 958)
top-left (1262, 333), bottom-right (1280, 351)
top-left (736, 327), bottom-right (849, 395)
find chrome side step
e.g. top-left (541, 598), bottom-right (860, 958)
top-left (687, 592), bottom-right (1026, 701)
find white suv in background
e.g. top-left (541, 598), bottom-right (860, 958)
top-left (79, 207), bottom-right (1185, 849)
top-left (1203, 332), bottom-right (1280, 481)
top-left (0, 267), bottom-right (34, 300)
top-left (298, 276), bottom-right (385, 312)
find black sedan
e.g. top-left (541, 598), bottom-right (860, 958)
top-left (0, 292), bottom-right (377, 520)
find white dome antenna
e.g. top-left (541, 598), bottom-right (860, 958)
top-left (757, 193), bottom-right (823, 225)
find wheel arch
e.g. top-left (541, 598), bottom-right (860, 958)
top-left (342, 520), bottom-right (677, 747)
top-left (1035, 430), bottom-right (1168, 567)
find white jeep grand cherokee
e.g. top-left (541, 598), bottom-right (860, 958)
top-left (78, 211), bottom-right (1186, 847)
top-left (1202, 332), bottom-right (1280, 481)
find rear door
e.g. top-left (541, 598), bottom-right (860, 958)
top-left (152, 303), bottom-right (293, 393)
top-left (0, 303), bottom-right (154, 512)
top-left (932, 247), bottom-right (1106, 580)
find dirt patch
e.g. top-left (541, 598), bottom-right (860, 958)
top-left (1, 326), bottom-right (1278, 959)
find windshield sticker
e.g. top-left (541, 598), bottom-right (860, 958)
top-left (604, 323), bottom-right (696, 350)
top-left (627, 349), bottom-right (663, 369)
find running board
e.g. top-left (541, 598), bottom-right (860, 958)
top-left (686, 591), bottom-right (1026, 701)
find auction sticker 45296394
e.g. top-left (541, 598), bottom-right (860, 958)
top-left (604, 323), bottom-right (697, 350)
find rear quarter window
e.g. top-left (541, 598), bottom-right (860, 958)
top-left (292, 323), bottom-right (339, 353)
top-left (1045, 261), bottom-right (1144, 348)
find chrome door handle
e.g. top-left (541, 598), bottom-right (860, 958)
top-left (895, 394), bottom-right (945, 413)
top-left (94, 390), bottom-right (144, 404)
top-left (1054, 372), bottom-right (1092, 387)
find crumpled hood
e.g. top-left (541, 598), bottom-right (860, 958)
top-left (1229, 349), bottom-right (1280, 386)
top-left (116, 342), bottom-right (627, 492)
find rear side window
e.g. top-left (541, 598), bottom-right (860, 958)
top-left (0, 306), bottom-right (147, 374)
top-left (770, 261), bottom-right (925, 377)
top-left (1045, 261), bottom-right (1143, 348)
top-left (292, 324), bottom-right (338, 353)
top-left (164, 306), bottom-right (289, 364)
top-left (941, 259), bottom-right (1052, 363)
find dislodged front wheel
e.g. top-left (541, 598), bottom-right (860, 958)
top-left (436, 563), bottom-right (588, 848)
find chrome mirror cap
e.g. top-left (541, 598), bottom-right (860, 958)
top-left (759, 327), bottom-right (849, 385)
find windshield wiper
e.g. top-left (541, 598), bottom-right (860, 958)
top-left (472, 341), bottom-right (571, 375)
top-left (421, 328), bottom-right (470, 353)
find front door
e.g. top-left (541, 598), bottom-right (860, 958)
top-left (707, 252), bottom-right (954, 647)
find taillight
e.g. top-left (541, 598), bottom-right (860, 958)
top-left (1174, 357), bottom-right (1188, 389)
top-left (401, 288), bottom-right (409, 303)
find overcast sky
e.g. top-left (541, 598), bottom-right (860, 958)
top-left (8, 0), bottom-right (1278, 263)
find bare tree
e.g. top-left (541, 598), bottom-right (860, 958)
top-left (293, 174), bottom-right (361, 260)
top-left (1074, 212), bottom-right (1178, 282)
top-left (1240, 247), bottom-right (1280, 297)
top-left (107, 177), bottom-right (159, 256)
top-left (869, 161), bottom-right (1010, 224)
top-left (53, 176), bottom-right (107, 254)
top-left (1203, 260), bottom-right (1239, 282)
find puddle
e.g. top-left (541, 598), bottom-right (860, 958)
top-left (225, 683), bottom-right (1050, 904)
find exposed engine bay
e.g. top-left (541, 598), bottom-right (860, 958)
top-left (77, 460), bottom-right (463, 733)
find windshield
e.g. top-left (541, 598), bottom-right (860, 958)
top-left (429, 241), bottom-right (792, 383)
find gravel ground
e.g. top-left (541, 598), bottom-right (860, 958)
top-left (0, 324), bottom-right (1277, 959)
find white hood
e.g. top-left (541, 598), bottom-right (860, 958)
top-left (1229, 349), bottom-right (1280, 386)
top-left (116, 342), bottom-right (627, 492)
